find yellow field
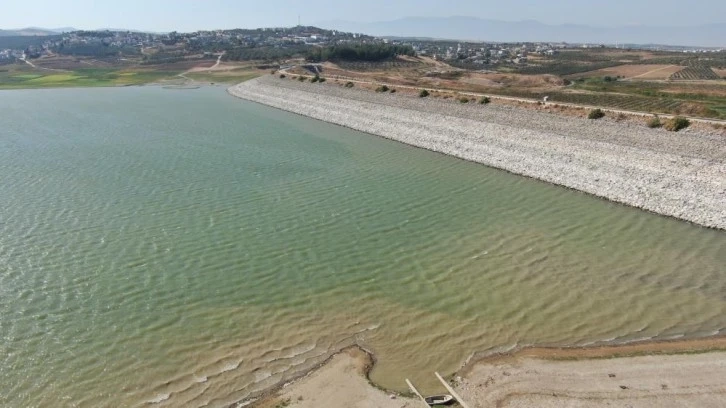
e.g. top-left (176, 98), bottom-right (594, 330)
top-left (27, 74), bottom-right (81, 83)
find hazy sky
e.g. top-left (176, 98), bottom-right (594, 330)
top-left (1, 0), bottom-right (724, 32)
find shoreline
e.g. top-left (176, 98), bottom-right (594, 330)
top-left (228, 76), bottom-right (726, 230)
top-left (244, 337), bottom-right (726, 407)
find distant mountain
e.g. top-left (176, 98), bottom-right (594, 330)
top-left (0, 27), bottom-right (76, 36)
top-left (317, 17), bottom-right (726, 47)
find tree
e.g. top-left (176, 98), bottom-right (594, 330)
top-left (664, 117), bottom-right (690, 132)
top-left (588, 108), bottom-right (605, 119)
top-left (306, 43), bottom-right (416, 62)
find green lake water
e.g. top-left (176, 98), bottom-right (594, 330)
top-left (0, 86), bottom-right (724, 407)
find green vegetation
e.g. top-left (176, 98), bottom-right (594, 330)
top-left (389, 88), bottom-right (396, 93)
top-left (307, 43), bottom-right (415, 62)
top-left (479, 96), bottom-right (491, 104)
top-left (298, 76), bottom-right (305, 82)
top-left (311, 75), bottom-right (320, 83)
top-left (279, 74), bottom-right (286, 78)
top-left (459, 97), bottom-right (469, 103)
top-left (419, 89), bottom-right (430, 98)
top-left (664, 116), bottom-right (691, 132)
top-left (222, 44), bottom-right (310, 62)
top-left (59, 43), bottom-right (141, 58)
top-left (336, 60), bottom-right (422, 71)
top-left (0, 66), bottom-right (182, 89)
top-left (588, 108), bottom-right (605, 119)
top-left (184, 70), bottom-right (260, 84)
top-left (0, 35), bottom-right (62, 51)
top-left (647, 115), bottom-right (663, 128)
top-left (375, 85), bottom-right (390, 92)
top-left (344, 81), bottom-right (355, 88)
top-left (273, 398), bottom-right (291, 408)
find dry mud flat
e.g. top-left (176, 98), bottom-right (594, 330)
top-left (459, 351), bottom-right (726, 407)
top-left (229, 77), bottom-right (726, 230)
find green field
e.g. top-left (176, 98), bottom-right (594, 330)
top-left (0, 64), bottom-right (263, 89)
top-left (0, 66), bottom-right (183, 89)
top-left (185, 70), bottom-right (261, 84)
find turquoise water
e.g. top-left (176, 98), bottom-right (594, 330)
top-left (0, 86), bottom-right (725, 407)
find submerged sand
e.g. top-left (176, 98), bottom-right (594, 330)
top-left (229, 76), bottom-right (726, 229)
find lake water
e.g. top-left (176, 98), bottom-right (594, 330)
top-left (1, 86), bottom-right (724, 407)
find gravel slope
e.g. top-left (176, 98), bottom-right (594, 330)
top-left (229, 77), bottom-right (726, 230)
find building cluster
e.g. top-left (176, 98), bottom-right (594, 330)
top-left (0, 26), bottom-right (377, 63)
top-left (0, 49), bottom-right (24, 61)
top-left (410, 41), bottom-right (565, 66)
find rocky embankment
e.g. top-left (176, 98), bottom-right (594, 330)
top-left (229, 76), bottom-right (726, 230)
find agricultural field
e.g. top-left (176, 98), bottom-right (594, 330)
top-left (185, 69), bottom-right (261, 84)
top-left (570, 64), bottom-right (684, 80)
top-left (566, 77), bottom-right (726, 118)
top-left (670, 65), bottom-right (722, 80)
top-left (0, 64), bottom-right (182, 89)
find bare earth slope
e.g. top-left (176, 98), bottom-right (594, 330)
top-left (229, 77), bottom-right (726, 229)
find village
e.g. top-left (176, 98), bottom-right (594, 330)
top-left (2, 25), bottom-right (723, 68)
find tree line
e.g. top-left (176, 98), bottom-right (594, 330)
top-left (306, 43), bottom-right (415, 62)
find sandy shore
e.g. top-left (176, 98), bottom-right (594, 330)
top-left (458, 346), bottom-right (726, 407)
top-left (250, 347), bottom-right (417, 408)
top-left (229, 76), bottom-right (726, 229)
top-left (249, 340), bottom-right (726, 408)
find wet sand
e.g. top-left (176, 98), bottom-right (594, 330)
top-left (459, 347), bottom-right (726, 407)
top-left (250, 348), bottom-right (417, 408)
top-left (250, 339), bottom-right (726, 408)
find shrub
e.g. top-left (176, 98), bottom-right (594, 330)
top-left (375, 85), bottom-right (389, 92)
top-left (298, 76), bottom-right (305, 82)
top-left (318, 77), bottom-right (326, 83)
top-left (459, 97), bottom-right (469, 103)
top-left (419, 89), bottom-right (430, 98)
top-left (616, 113), bottom-right (627, 122)
top-left (664, 116), bottom-right (690, 132)
top-left (479, 96), bottom-right (491, 104)
top-left (344, 81), bottom-right (354, 88)
top-left (588, 108), bottom-right (605, 120)
top-left (646, 115), bottom-right (662, 128)
top-left (389, 88), bottom-right (396, 93)
top-left (311, 75), bottom-right (320, 83)
top-left (279, 74), bottom-right (286, 79)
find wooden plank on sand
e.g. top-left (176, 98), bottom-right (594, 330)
top-left (405, 378), bottom-right (431, 407)
top-left (434, 371), bottom-right (472, 408)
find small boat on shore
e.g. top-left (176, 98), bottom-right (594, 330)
top-left (424, 394), bottom-right (454, 405)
